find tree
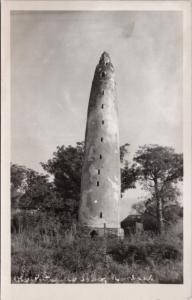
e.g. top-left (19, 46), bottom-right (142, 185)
top-left (11, 164), bottom-right (29, 209)
top-left (11, 163), bottom-right (28, 191)
top-left (131, 196), bottom-right (182, 233)
top-left (121, 161), bottom-right (138, 192)
top-left (11, 163), bottom-right (59, 211)
top-left (134, 145), bottom-right (183, 234)
top-left (120, 143), bottom-right (130, 163)
top-left (120, 144), bottom-right (138, 192)
top-left (41, 142), bottom-right (85, 220)
top-left (19, 169), bottom-right (56, 210)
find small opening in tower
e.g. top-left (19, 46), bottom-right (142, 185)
top-left (90, 230), bottom-right (98, 239)
top-left (101, 71), bottom-right (106, 78)
top-left (97, 181), bottom-right (99, 187)
top-left (101, 104), bottom-right (104, 109)
top-left (101, 137), bottom-right (103, 142)
top-left (102, 120), bottom-right (104, 124)
top-left (98, 169), bottom-right (100, 175)
top-left (100, 154), bottom-right (102, 159)
top-left (102, 90), bottom-right (104, 95)
top-left (100, 212), bottom-right (102, 218)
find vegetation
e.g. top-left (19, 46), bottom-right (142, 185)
top-left (133, 145), bottom-right (183, 234)
top-left (11, 143), bottom-right (183, 283)
top-left (120, 143), bottom-right (138, 191)
top-left (11, 164), bottom-right (57, 211)
top-left (11, 222), bottom-right (183, 283)
top-left (40, 142), bottom-right (84, 220)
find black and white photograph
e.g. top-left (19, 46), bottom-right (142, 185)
top-left (1, 1), bottom-right (192, 298)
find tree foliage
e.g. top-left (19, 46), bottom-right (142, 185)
top-left (121, 161), bottom-right (138, 191)
top-left (11, 164), bottom-right (29, 208)
top-left (41, 142), bottom-right (84, 199)
top-left (41, 142), bottom-right (85, 219)
top-left (133, 145), bottom-right (183, 233)
top-left (120, 144), bottom-right (138, 192)
top-left (11, 164), bottom-right (27, 191)
top-left (120, 143), bottom-right (130, 163)
top-left (11, 163), bottom-right (58, 211)
top-left (19, 170), bottom-right (56, 210)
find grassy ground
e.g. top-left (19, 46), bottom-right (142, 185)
top-left (11, 219), bottom-right (183, 284)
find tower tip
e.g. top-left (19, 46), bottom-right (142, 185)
top-left (99, 51), bottom-right (111, 65)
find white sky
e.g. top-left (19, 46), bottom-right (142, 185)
top-left (11, 11), bottom-right (183, 218)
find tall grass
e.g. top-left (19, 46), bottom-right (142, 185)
top-left (11, 219), bottom-right (183, 283)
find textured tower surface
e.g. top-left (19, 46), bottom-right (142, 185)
top-left (79, 52), bottom-right (121, 230)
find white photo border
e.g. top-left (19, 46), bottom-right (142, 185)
top-left (1, 1), bottom-right (191, 300)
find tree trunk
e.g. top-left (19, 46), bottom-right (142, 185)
top-left (156, 197), bottom-right (164, 234)
top-left (154, 179), bottom-right (164, 234)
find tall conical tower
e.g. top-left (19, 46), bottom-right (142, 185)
top-left (79, 52), bottom-right (122, 236)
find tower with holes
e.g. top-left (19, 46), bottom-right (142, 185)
top-left (79, 52), bottom-right (122, 236)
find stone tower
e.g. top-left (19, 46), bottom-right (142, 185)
top-left (79, 52), bottom-right (122, 236)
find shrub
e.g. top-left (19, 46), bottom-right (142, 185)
top-left (107, 232), bottom-right (182, 266)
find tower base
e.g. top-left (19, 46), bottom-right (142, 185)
top-left (79, 226), bottom-right (124, 239)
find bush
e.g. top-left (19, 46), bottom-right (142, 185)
top-left (108, 239), bottom-right (181, 265)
